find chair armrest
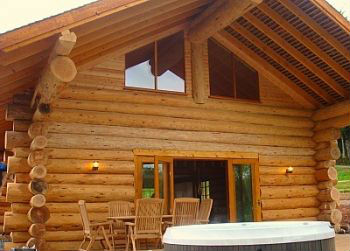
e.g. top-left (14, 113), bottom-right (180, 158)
top-left (124, 222), bottom-right (135, 226)
top-left (163, 221), bottom-right (173, 226)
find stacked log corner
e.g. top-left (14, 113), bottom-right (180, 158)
top-left (3, 94), bottom-right (35, 250)
top-left (313, 110), bottom-right (344, 231)
top-left (26, 123), bottom-right (49, 250)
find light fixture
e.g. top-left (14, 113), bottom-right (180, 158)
top-left (286, 166), bottom-right (294, 174)
top-left (92, 161), bottom-right (99, 171)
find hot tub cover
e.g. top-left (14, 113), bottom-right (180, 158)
top-left (163, 221), bottom-right (335, 246)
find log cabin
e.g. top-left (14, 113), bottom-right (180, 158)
top-left (0, 0), bottom-right (349, 250)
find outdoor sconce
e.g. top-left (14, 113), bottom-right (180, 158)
top-left (92, 161), bottom-right (99, 171)
top-left (286, 166), bottom-right (294, 174)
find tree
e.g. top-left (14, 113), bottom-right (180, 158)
top-left (340, 126), bottom-right (350, 162)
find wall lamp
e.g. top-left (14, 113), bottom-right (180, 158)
top-left (286, 166), bottom-right (294, 174)
top-left (92, 161), bottom-right (99, 171)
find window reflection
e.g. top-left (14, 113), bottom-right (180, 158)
top-left (125, 32), bottom-right (185, 92)
top-left (142, 163), bottom-right (155, 198)
top-left (125, 43), bottom-right (155, 89)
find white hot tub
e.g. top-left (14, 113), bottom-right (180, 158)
top-left (163, 221), bottom-right (335, 251)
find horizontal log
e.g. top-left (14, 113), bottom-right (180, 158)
top-left (60, 86), bottom-right (313, 117)
top-left (28, 123), bottom-right (49, 139)
top-left (259, 166), bottom-right (315, 175)
top-left (319, 201), bottom-right (337, 210)
top-left (38, 122), bottom-right (315, 148)
top-left (37, 108), bottom-right (313, 137)
top-left (261, 197), bottom-right (319, 210)
top-left (30, 136), bottom-right (48, 151)
top-left (318, 209), bottom-right (342, 224)
top-left (29, 165), bottom-right (47, 180)
top-left (5, 131), bottom-right (31, 150)
top-left (30, 194), bottom-right (46, 208)
top-left (284, 217), bottom-right (317, 221)
top-left (261, 185), bottom-right (319, 199)
top-left (14, 147), bottom-right (134, 160)
top-left (317, 187), bottom-right (340, 202)
top-left (259, 155), bottom-right (316, 167)
top-left (8, 132), bottom-right (315, 156)
top-left (16, 173), bottom-right (134, 185)
top-left (260, 174), bottom-right (316, 186)
top-left (313, 128), bottom-right (340, 142)
top-left (316, 160), bottom-right (336, 169)
top-left (262, 208), bottom-right (320, 220)
top-left (13, 120), bottom-right (31, 132)
top-left (314, 113), bottom-right (350, 131)
top-left (5, 104), bottom-right (33, 121)
top-left (315, 167), bottom-right (338, 182)
top-left (314, 146), bottom-right (341, 161)
top-left (7, 183), bottom-right (134, 203)
top-left (11, 202), bottom-right (111, 214)
top-left (28, 179), bottom-right (48, 195)
top-left (8, 157), bottom-right (134, 174)
top-left (318, 180), bottom-right (337, 190)
top-left (45, 133), bottom-right (315, 156)
top-left (11, 230), bottom-right (83, 242)
top-left (312, 99), bottom-right (350, 121)
top-left (28, 223), bottom-right (46, 238)
top-left (27, 151), bottom-right (48, 167)
top-left (315, 142), bottom-right (329, 150)
top-left (53, 98), bottom-right (314, 128)
top-left (27, 206), bottom-right (50, 224)
top-left (4, 211), bottom-right (108, 232)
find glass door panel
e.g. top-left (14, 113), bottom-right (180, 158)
top-left (234, 164), bottom-right (253, 222)
top-left (142, 163), bottom-right (155, 198)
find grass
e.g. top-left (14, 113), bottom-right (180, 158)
top-left (336, 165), bottom-right (350, 193)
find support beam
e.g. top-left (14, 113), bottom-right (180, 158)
top-left (243, 12), bottom-right (348, 98)
top-left (312, 100), bottom-right (350, 121)
top-left (188, 0), bottom-right (262, 43)
top-left (230, 23), bottom-right (333, 104)
top-left (258, 3), bottom-right (350, 82)
top-left (191, 42), bottom-right (206, 104)
top-left (31, 31), bottom-right (77, 109)
top-left (213, 31), bottom-right (317, 108)
top-left (279, 0), bottom-right (350, 62)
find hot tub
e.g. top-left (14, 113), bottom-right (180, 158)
top-left (163, 221), bottom-right (335, 251)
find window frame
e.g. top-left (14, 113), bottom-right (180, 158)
top-left (124, 32), bottom-right (187, 95)
top-left (208, 38), bottom-right (261, 103)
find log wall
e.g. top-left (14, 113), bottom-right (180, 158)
top-left (2, 39), bottom-right (320, 250)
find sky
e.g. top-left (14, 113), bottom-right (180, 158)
top-left (0, 0), bottom-right (349, 34)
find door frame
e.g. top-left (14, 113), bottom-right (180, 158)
top-left (134, 150), bottom-right (261, 222)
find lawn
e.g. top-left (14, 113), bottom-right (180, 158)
top-left (336, 165), bottom-right (350, 193)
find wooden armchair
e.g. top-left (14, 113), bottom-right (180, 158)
top-left (197, 199), bottom-right (213, 224)
top-left (108, 201), bottom-right (133, 247)
top-left (126, 198), bottom-right (163, 251)
top-left (166, 198), bottom-right (200, 227)
top-left (78, 200), bottom-right (114, 251)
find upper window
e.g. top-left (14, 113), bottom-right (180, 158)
top-left (208, 38), bottom-right (259, 101)
top-left (125, 32), bottom-right (185, 93)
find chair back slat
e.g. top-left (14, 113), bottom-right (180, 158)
top-left (198, 199), bottom-right (213, 223)
top-left (135, 198), bottom-right (163, 235)
top-left (173, 198), bottom-right (199, 226)
top-left (78, 200), bottom-right (91, 235)
top-left (108, 201), bottom-right (133, 229)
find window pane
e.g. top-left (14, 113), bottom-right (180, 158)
top-left (142, 163), bottom-right (155, 198)
top-left (157, 32), bottom-right (185, 92)
top-left (208, 39), bottom-right (234, 97)
top-left (125, 43), bottom-right (155, 89)
top-left (234, 56), bottom-right (259, 101)
top-left (234, 164), bottom-right (253, 222)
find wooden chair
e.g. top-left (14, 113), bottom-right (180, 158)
top-left (78, 200), bottom-right (114, 251)
top-left (126, 198), bottom-right (163, 251)
top-left (108, 201), bottom-right (133, 248)
top-left (197, 199), bottom-right (213, 224)
top-left (166, 198), bottom-right (200, 226)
